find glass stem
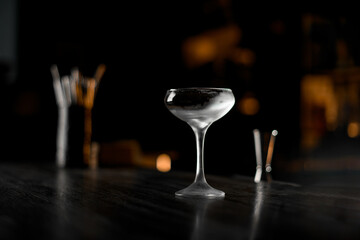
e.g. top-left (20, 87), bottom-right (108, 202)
top-left (192, 125), bottom-right (210, 184)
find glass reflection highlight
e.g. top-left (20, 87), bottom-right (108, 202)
top-left (249, 182), bottom-right (266, 240)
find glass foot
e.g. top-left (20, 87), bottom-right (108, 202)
top-left (175, 181), bottom-right (225, 198)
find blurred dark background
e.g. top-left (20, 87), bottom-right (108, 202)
top-left (2, 0), bottom-right (360, 179)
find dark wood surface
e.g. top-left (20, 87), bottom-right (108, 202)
top-left (1, 163), bottom-right (360, 239)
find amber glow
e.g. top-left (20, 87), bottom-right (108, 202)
top-left (156, 154), bottom-right (171, 172)
top-left (301, 75), bottom-right (338, 130)
top-left (348, 122), bottom-right (360, 138)
top-left (183, 36), bottom-right (217, 68)
top-left (232, 48), bottom-right (256, 66)
top-left (300, 75), bottom-right (339, 150)
top-left (182, 25), bottom-right (241, 68)
top-left (238, 96), bottom-right (260, 115)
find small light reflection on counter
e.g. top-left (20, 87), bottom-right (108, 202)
top-left (156, 153), bottom-right (171, 172)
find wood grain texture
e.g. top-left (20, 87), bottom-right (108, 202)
top-left (1, 163), bottom-right (360, 239)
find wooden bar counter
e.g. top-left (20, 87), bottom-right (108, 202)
top-left (0, 163), bottom-right (360, 239)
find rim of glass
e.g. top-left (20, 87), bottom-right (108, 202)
top-left (167, 87), bottom-right (232, 92)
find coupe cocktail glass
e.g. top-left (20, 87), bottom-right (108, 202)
top-left (165, 88), bottom-right (235, 198)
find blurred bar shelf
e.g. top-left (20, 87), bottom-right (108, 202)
top-left (1, 163), bottom-right (360, 239)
